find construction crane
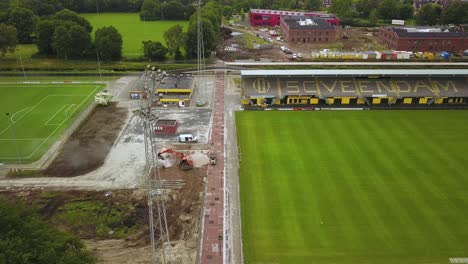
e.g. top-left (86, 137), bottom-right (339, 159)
top-left (157, 149), bottom-right (193, 171)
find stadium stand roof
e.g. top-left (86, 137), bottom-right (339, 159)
top-left (241, 69), bottom-right (468, 77)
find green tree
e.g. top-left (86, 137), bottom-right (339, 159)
top-left (368, 8), bottom-right (378, 26)
top-left (398, 3), bottom-right (414, 20)
top-left (0, 198), bottom-right (94, 264)
top-left (6, 6), bottom-right (37, 43)
top-left (441, 0), bottom-right (466, 24)
top-left (240, 8), bottom-right (245, 21)
top-left (52, 22), bottom-right (91, 59)
top-left (356, 0), bottom-right (378, 17)
top-left (95, 26), bottom-right (122, 61)
top-left (19, 0), bottom-right (63, 16)
top-left (185, 16), bottom-right (216, 58)
top-left (36, 19), bottom-right (55, 55)
top-left (303, 0), bottom-right (321, 10)
top-left (162, 0), bottom-right (184, 20)
top-left (51, 8), bottom-right (93, 33)
top-left (415, 3), bottom-right (442, 25)
top-left (223, 6), bottom-right (233, 19)
top-left (0, 23), bottom-right (17, 56)
top-left (329, 0), bottom-right (358, 24)
top-left (377, 0), bottom-right (400, 21)
top-left (140, 0), bottom-right (161, 20)
top-left (164, 24), bottom-right (185, 58)
top-left (142, 40), bottom-right (168, 60)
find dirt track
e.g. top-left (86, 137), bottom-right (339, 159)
top-left (44, 103), bottom-right (128, 177)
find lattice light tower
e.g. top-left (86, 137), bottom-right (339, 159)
top-left (196, 0), bottom-right (208, 107)
top-left (141, 66), bottom-right (172, 264)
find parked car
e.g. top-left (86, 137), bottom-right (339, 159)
top-left (297, 53), bottom-right (303, 58)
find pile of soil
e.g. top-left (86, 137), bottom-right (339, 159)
top-left (44, 103), bottom-right (128, 177)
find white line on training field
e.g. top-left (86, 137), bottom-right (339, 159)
top-left (64, 104), bottom-right (76, 117)
top-left (10, 107), bottom-right (31, 123)
top-left (0, 95), bottom-right (51, 137)
top-left (26, 87), bottom-right (99, 159)
top-left (0, 138), bottom-right (46, 141)
top-left (49, 94), bottom-right (90, 97)
top-left (44, 105), bottom-right (67, 125)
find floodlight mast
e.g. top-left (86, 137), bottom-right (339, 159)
top-left (141, 67), bottom-right (172, 264)
top-left (196, 0), bottom-right (207, 106)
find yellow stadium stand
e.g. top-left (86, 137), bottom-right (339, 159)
top-left (403, 98), bottom-right (413, 104)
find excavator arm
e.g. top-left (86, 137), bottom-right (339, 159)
top-left (157, 148), bottom-right (193, 171)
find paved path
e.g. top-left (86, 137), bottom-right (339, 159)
top-left (200, 71), bottom-right (225, 264)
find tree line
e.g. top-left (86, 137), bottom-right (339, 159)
top-left (330, 0), bottom-right (467, 26)
top-left (0, 0), bottom-right (223, 62)
top-left (0, 0), bottom-right (123, 60)
top-left (0, 198), bottom-right (94, 264)
top-left (143, 0), bottom-right (223, 60)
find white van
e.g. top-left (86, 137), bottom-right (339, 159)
top-left (179, 134), bottom-right (198, 143)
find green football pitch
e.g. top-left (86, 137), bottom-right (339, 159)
top-left (237, 111), bottom-right (468, 264)
top-left (0, 83), bottom-right (103, 163)
top-left (81, 13), bottom-right (189, 58)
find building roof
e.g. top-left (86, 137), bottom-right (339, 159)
top-left (241, 69), bottom-right (468, 77)
top-left (158, 76), bottom-right (193, 89)
top-left (386, 27), bottom-right (468, 38)
top-left (250, 8), bottom-right (338, 19)
top-left (282, 16), bottom-right (334, 30)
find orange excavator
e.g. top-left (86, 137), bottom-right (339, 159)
top-left (157, 148), bottom-right (193, 171)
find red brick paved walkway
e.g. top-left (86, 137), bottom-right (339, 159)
top-left (200, 72), bottom-right (225, 264)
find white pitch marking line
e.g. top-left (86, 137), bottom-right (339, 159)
top-left (44, 105), bottom-right (67, 125)
top-left (0, 138), bottom-right (46, 141)
top-left (0, 95), bottom-right (51, 136)
top-left (10, 107), bottom-right (31, 123)
top-left (26, 87), bottom-right (99, 159)
top-left (64, 104), bottom-right (76, 117)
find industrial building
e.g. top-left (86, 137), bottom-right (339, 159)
top-left (378, 27), bottom-right (468, 53)
top-left (280, 16), bottom-right (336, 43)
top-left (241, 69), bottom-right (468, 108)
top-left (249, 8), bottom-right (340, 27)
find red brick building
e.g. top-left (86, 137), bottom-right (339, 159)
top-left (250, 8), bottom-right (340, 27)
top-left (379, 27), bottom-right (468, 52)
top-left (280, 16), bottom-right (336, 43)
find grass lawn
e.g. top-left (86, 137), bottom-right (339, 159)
top-left (81, 13), bottom-right (189, 58)
top-left (237, 111), bottom-right (468, 264)
top-left (243, 33), bottom-right (269, 49)
top-left (0, 83), bottom-right (104, 163)
top-left (3, 44), bottom-right (38, 59)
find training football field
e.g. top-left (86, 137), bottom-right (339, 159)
top-left (0, 83), bottom-right (103, 163)
top-left (237, 111), bottom-right (468, 264)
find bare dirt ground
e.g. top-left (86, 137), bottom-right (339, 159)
top-left (44, 103), bottom-right (128, 177)
top-left (0, 166), bottom-right (205, 264)
top-left (224, 25), bottom-right (383, 61)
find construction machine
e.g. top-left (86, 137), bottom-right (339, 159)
top-left (157, 148), bottom-right (193, 171)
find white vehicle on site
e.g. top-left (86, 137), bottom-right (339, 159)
top-left (179, 134), bottom-right (198, 143)
top-left (292, 53), bottom-right (297, 59)
top-left (298, 53), bottom-right (303, 58)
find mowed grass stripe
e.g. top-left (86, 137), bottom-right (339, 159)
top-left (346, 116), bottom-right (428, 250)
top-left (395, 116), bottom-right (468, 242)
top-left (327, 117), bottom-right (397, 250)
top-left (237, 111), bottom-right (468, 264)
top-left (357, 115), bottom-right (436, 249)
